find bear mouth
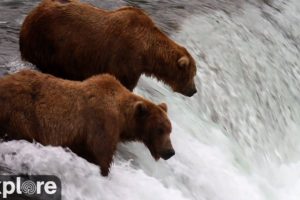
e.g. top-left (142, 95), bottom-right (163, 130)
top-left (150, 149), bottom-right (175, 161)
top-left (159, 149), bottom-right (175, 160)
top-left (178, 86), bottom-right (197, 97)
top-left (147, 146), bottom-right (161, 161)
top-left (145, 141), bottom-right (175, 161)
top-left (150, 149), bottom-right (161, 161)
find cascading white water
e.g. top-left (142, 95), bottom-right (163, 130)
top-left (1, 0), bottom-right (300, 200)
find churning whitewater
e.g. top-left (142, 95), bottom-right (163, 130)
top-left (1, 0), bottom-right (300, 200)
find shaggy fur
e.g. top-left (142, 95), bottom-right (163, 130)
top-left (19, 0), bottom-right (197, 96)
top-left (0, 70), bottom-right (174, 176)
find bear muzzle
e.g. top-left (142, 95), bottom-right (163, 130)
top-left (177, 81), bottom-right (197, 97)
top-left (185, 87), bottom-right (197, 97)
top-left (160, 149), bottom-right (175, 160)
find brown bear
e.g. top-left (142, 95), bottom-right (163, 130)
top-left (19, 0), bottom-right (197, 97)
top-left (0, 70), bottom-right (174, 176)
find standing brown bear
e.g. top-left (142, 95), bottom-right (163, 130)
top-left (0, 70), bottom-right (175, 176)
top-left (19, 0), bottom-right (197, 97)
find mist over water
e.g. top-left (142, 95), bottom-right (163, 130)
top-left (1, 0), bottom-right (300, 199)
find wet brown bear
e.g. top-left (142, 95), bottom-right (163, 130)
top-left (0, 70), bottom-right (174, 176)
top-left (19, 0), bottom-right (197, 97)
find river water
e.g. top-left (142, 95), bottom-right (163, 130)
top-left (0, 0), bottom-right (300, 200)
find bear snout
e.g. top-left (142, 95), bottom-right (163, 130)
top-left (177, 80), bottom-right (197, 97)
top-left (185, 87), bottom-right (197, 97)
top-left (181, 85), bottom-right (197, 97)
top-left (160, 149), bottom-right (175, 160)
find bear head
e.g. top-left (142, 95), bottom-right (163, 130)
top-left (146, 28), bottom-right (198, 97)
top-left (172, 51), bottom-right (197, 97)
top-left (133, 101), bottom-right (175, 160)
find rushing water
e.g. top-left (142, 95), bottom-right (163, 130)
top-left (1, 0), bottom-right (300, 199)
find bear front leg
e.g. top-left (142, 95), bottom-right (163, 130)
top-left (118, 74), bottom-right (139, 91)
top-left (0, 99), bottom-right (9, 137)
top-left (87, 133), bottom-right (118, 176)
top-left (99, 151), bottom-right (114, 176)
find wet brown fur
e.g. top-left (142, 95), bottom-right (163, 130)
top-left (19, 0), bottom-right (197, 96)
top-left (0, 70), bottom-right (173, 176)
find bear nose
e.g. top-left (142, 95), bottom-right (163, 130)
top-left (160, 149), bottom-right (175, 160)
top-left (186, 88), bottom-right (197, 97)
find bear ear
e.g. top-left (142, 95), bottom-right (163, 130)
top-left (134, 101), bottom-right (149, 117)
top-left (178, 56), bottom-right (190, 69)
top-left (159, 103), bottom-right (168, 112)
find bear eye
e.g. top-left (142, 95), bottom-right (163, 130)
top-left (156, 128), bottom-right (164, 135)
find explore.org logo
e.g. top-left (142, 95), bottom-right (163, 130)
top-left (0, 175), bottom-right (61, 199)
